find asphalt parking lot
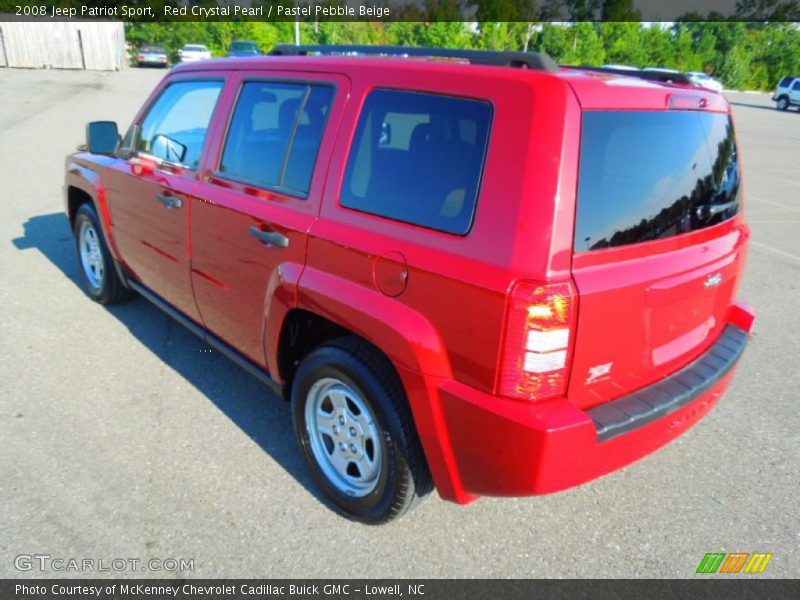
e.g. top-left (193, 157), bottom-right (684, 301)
top-left (0, 67), bottom-right (798, 579)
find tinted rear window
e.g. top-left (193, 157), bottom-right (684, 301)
top-left (575, 111), bottom-right (741, 252)
top-left (219, 81), bottom-right (333, 196)
top-left (341, 89), bottom-right (492, 235)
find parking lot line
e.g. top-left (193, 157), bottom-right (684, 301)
top-left (747, 196), bottom-right (800, 213)
top-left (750, 241), bottom-right (800, 263)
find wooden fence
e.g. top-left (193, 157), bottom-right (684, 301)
top-left (0, 22), bottom-right (126, 71)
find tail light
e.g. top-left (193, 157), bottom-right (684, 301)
top-left (137, 54), bottom-right (144, 61)
top-left (497, 281), bottom-right (576, 402)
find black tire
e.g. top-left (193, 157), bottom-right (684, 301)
top-left (776, 96), bottom-right (789, 111)
top-left (291, 337), bottom-right (433, 524)
top-left (73, 203), bottom-right (134, 305)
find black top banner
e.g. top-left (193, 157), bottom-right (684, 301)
top-left (1, 0), bottom-right (799, 23)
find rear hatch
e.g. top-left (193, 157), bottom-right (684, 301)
top-left (569, 108), bottom-right (748, 409)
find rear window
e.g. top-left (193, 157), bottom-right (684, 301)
top-left (575, 111), bottom-right (741, 252)
top-left (341, 89), bottom-right (492, 235)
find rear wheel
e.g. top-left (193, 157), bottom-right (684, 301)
top-left (291, 337), bottom-right (432, 524)
top-left (73, 204), bottom-right (133, 305)
top-left (777, 96), bottom-right (789, 111)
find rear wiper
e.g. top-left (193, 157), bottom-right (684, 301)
top-left (696, 201), bottom-right (736, 219)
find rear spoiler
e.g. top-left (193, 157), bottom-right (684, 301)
top-left (564, 66), bottom-right (693, 85)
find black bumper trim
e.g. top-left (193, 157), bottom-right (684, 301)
top-left (587, 325), bottom-right (749, 442)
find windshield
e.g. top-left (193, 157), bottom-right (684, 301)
top-left (575, 111), bottom-right (740, 252)
top-left (231, 42), bottom-right (257, 52)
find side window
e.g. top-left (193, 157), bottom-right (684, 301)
top-left (341, 90), bottom-right (492, 235)
top-left (792, 80), bottom-right (800, 91)
top-left (219, 81), bottom-right (334, 196)
top-left (138, 80), bottom-right (223, 169)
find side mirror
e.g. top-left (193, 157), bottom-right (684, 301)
top-left (151, 133), bottom-right (187, 164)
top-left (86, 121), bottom-right (120, 155)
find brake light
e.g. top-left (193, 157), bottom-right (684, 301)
top-left (668, 94), bottom-right (708, 110)
top-left (497, 281), bottom-right (576, 401)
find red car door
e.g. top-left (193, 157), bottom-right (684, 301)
top-left (104, 76), bottom-right (226, 322)
top-left (190, 71), bottom-right (349, 366)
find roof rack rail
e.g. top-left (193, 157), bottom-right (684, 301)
top-left (566, 65), bottom-right (693, 85)
top-left (269, 44), bottom-right (559, 73)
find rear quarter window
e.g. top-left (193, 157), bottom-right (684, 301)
top-left (341, 89), bottom-right (492, 235)
top-left (575, 111), bottom-right (741, 252)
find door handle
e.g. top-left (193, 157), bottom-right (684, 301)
top-left (155, 193), bottom-right (182, 209)
top-left (249, 225), bottom-right (289, 248)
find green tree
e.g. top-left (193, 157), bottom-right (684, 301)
top-left (476, 22), bottom-right (517, 51)
top-left (641, 25), bottom-right (674, 68)
top-left (735, 0), bottom-right (800, 20)
top-left (718, 42), bottom-right (753, 89)
top-left (599, 22), bottom-right (647, 66)
top-left (601, 0), bottom-right (640, 20)
top-left (564, 0), bottom-right (603, 20)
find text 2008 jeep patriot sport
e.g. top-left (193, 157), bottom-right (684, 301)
top-left (66, 45), bottom-right (755, 523)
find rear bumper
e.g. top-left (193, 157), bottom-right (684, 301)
top-left (417, 302), bottom-right (754, 501)
top-left (588, 324), bottom-right (748, 441)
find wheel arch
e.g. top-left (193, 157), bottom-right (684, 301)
top-left (268, 266), bottom-right (471, 503)
top-left (66, 185), bottom-right (93, 227)
top-left (65, 161), bottom-right (122, 261)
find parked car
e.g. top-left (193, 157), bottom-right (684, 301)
top-left (136, 45), bottom-right (169, 68)
top-left (178, 44), bottom-right (212, 63)
top-left (602, 63), bottom-right (639, 71)
top-left (65, 45), bottom-right (754, 524)
top-left (686, 71), bottom-right (724, 93)
top-left (227, 40), bottom-right (261, 57)
top-left (772, 75), bottom-right (800, 111)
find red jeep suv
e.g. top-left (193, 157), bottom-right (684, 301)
top-left (65, 45), bottom-right (755, 523)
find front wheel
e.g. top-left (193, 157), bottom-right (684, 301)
top-left (73, 204), bottom-right (133, 305)
top-left (291, 337), bottom-right (432, 524)
top-left (776, 96), bottom-right (789, 111)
